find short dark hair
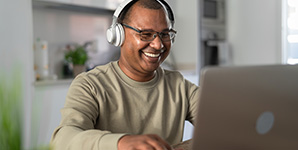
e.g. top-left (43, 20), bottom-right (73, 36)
top-left (118, 0), bottom-right (163, 24)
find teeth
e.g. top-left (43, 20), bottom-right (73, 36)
top-left (144, 52), bottom-right (160, 58)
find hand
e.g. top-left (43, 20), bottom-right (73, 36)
top-left (118, 134), bottom-right (176, 150)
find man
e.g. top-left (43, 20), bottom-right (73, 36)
top-left (51, 0), bottom-right (199, 150)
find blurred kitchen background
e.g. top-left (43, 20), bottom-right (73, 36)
top-left (1, 0), bottom-right (298, 149)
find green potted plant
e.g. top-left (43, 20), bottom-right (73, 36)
top-left (0, 72), bottom-right (22, 150)
top-left (1, 69), bottom-right (53, 150)
top-left (65, 45), bottom-right (88, 77)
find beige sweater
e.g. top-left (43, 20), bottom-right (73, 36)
top-left (51, 61), bottom-right (199, 150)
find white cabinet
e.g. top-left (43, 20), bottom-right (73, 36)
top-left (32, 80), bottom-right (72, 147)
top-left (33, 0), bottom-right (124, 10)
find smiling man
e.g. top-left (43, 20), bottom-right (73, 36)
top-left (51, 0), bottom-right (199, 150)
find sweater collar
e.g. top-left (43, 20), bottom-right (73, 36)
top-left (111, 61), bottom-right (161, 89)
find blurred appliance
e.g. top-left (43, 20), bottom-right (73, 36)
top-left (201, 31), bottom-right (230, 67)
top-left (203, 39), bottom-right (230, 66)
top-left (201, 0), bottom-right (225, 25)
top-left (200, 0), bottom-right (227, 67)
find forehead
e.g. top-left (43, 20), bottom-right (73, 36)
top-left (128, 4), bottom-right (170, 29)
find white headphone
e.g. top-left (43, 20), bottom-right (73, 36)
top-left (106, 0), bottom-right (175, 47)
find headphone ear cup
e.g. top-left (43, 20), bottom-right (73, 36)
top-left (106, 23), bottom-right (125, 47)
top-left (114, 23), bottom-right (125, 47)
top-left (106, 26), bottom-right (115, 45)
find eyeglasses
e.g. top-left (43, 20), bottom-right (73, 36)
top-left (122, 23), bottom-right (177, 42)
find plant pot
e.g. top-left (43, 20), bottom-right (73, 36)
top-left (73, 65), bottom-right (86, 77)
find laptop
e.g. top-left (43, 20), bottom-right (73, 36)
top-left (191, 64), bottom-right (298, 150)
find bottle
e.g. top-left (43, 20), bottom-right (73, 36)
top-left (34, 38), bottom-right (49, 80)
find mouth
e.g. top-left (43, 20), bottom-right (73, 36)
top-left (143, 52), bottom-right (161, 58)
top-left (142, 49), bottom-right (165, 58)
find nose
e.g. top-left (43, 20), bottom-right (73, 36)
top-left (149, 34), bottom-right (164, 50)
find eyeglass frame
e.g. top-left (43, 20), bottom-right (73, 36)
top-left (121, 23), bottom-right (177, 42)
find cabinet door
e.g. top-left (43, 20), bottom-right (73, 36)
top-left (32, 83), bottom-right (70, 147)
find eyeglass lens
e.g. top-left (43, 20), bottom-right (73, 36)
top-left (122, 23), bottom-right (176, 42)
top-left (139, 31), bottom-right (176, 42)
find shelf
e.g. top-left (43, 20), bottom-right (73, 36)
top-left (34, 78), bottom-right (73, 86)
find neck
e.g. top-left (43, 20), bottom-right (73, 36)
top-left (118, 61), bottom-right (156, 82)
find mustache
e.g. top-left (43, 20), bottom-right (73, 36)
top-left (140, 45), bottom-right (166, 53)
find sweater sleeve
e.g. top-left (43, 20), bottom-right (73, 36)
top-left (185, 79), bottom-right (200, 125)
top-left (50, 74), bottom-right (126, 150)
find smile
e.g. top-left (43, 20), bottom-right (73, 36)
top-left (142, 49), bottom-right (165, 58)
top-left (143, 52), bottom-right (161, 58)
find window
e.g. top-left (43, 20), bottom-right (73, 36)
top-left (283, 0), bottom-right (298, 64)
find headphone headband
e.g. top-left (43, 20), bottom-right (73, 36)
top-left (157, 0), bottom-right (175, 26)
top-left (113, 0), bottom-right (134, 19)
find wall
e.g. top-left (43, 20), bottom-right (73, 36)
top-left (172, 0), bottom-right (284, 69)
top-left (0, 0), bottom-right (34, 149)
top-left (226, 0), bottom-right (282, 65)
top-left (171, 0), bottom-right (200, 70)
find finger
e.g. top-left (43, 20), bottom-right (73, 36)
top-left (148, 135), bottom-right (173, 150)
top-left (146, 140), bottom-right (167, 150)
top-left (158, 141), bottom-right (173, 150)
top-left (138, 143), bottom-right (155, 150)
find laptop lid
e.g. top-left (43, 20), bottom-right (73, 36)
top-left (191, 64), bottom-right (298, 150)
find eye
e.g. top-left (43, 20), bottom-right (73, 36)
top-left (140, 32), bottom-right (154, 39)
top-left (160, 32), bottom-right (170, 38)
top-left (141, 32), bottom-right (153, 36)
